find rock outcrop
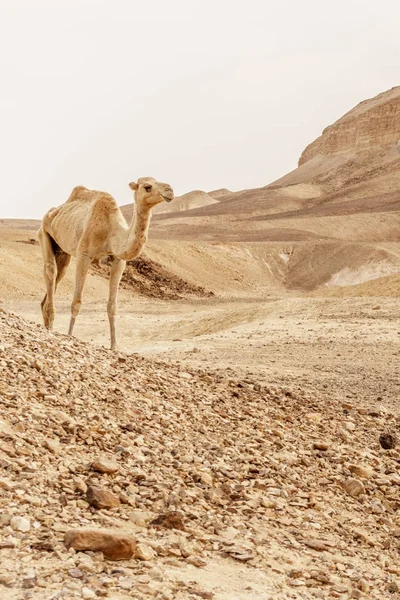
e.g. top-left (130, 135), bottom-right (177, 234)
top-left (299, 86), bottom-right (400, 165)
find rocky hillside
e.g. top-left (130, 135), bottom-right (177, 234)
top-left (299, 87), bottom-right (400, 164)
top-left (0, 310), bottom-right (399, 599)
top-left (272, 86), bottom-right (400, 199)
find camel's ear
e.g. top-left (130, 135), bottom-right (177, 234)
top-left (129, 182), bottom-right (138, 191)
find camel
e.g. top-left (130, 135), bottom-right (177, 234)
top-left (38, 177), bottom-right (174, 350)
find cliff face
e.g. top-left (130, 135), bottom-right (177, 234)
top-left (299, 87), bottom-right (400, 166)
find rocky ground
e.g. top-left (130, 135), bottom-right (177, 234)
top-left (0, 309), bottom-right (400, 600)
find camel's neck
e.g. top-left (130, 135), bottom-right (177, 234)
top-left (115, 203), bottom-right (153, 261)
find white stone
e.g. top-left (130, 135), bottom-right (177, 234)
top-left (10, 516), bottom-right (30, 533)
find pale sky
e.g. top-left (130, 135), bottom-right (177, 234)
top-left (0, 0), bottom-right (399, 219)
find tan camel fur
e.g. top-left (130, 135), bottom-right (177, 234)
top-left (38, 177), bottom-right (174, 350)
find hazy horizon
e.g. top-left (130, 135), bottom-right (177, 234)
top-left (0, 0), bottom-right (399, 219)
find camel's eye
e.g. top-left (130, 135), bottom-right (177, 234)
top-left (144, 185), bottom-right (152, 193)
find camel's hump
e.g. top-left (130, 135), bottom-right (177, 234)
top-left (66, 186), bottom-right (113, 204)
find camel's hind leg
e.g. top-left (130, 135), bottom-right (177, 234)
top-left (38, 227), bottom-right (57, 330)
top-left (41, 249), bottom-right (72, 314)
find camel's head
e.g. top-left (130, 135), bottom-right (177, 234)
top-left (129, 177), bottom-right (174, 209)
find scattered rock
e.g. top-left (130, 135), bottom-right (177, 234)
top-left (301, 538), bottom-right (335, 552)
top-left (82, 587), bottom-right (97, 599)
top-left (44, 438), bottom-right (61, 454)
top-left (186, 556), bottom-right (207, 568)
top-left (313, 441), bottom-right (330, 451)
top-left (10, 516), bottom-right (31, 533)
top-left (135, 543), bottom-right (157, 561)
top-left (343, 478), bottom-right (366, 498)
top-left (150, 512), bottom-right (185, 531)
top-left (86, 486), bottom-right (120, 509)
top-left (379, 432), bottom-right (397, 450)
top-left (0, 308), bottom-right (399, 597)
top-left (68, 568), bottom-right (84, 578)
top-left (387, 581), bottom-right (399, 593)
top-left (348, 464), bottom-right (374, 479)
top-left (128, 509), bottom-right (156, 527)
top-left (91, 456), bottom-right (120, 474)
top-left (64, 529), bottom-right (136, 560)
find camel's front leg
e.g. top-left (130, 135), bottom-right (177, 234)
top-left (107, 257), bottom-right (126, 351)
top-left (68, 254), bottom-right (92, 338)
top-left (38, 227), bottom-right (57, 330)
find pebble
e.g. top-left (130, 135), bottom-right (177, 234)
top-left (81, 587), bottom-right (97, 599)
top-left (86, 486), bottom-right (120, 509)
top-left (313, 441), bottom-right (330, 451)
top-left (135, 543), bottom-right (157, 561)
top-left (186, 556), bottom-right (207, 568)
top-left (348, 464), bottom-right (373, 479)
top-left (10, 516), bottom-right (31, 533)
top-left (343, 478), bottom-right (366, 497)
top-left (379, 432), bottom-right (397, 449)
top-left (150, 512), bottom-right (185, 531)
top-left (44, 438), bottom-right (61, 454)
top-left (91, 456), bottom-right (120, 474)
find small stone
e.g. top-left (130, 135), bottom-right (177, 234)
top-left (44, 438), bottom-right (61, 454)
top-left (64, 528), bottom-right (136, 560)
top-left (306, 413), bottom-right (322, 423)
top-left (91, 456), bottom-right (120, 474)
top-left (82, 587), bottom-right (97, 599)
top-left (196, 471), bottom-right (213, 486)
top-left (186, 556), bottom-right (207, 568)
top-left (379, 433), bottom-right (397, 450)
top-left (338, 428), bottom-right (351, 442)
top-left (118, 577), bottom-right (136, 591)
top-left (333, 585), bottom-right (349, 594)
top-left (10, 516), bottom-right (31, 532)
top-left (0, 512), bottom-right (12, 526)
top-left (135, 543), bottom-right (157, 561)
top-left (0, 419), bottom-right (13, 434)
top-left (150, 511), bottom-right (185, 531)
top-left (225, 545), bottom-right (255, 561)
top-left (0, 574), bottom-right (15, 586)
top-left (68, 568), bottom-right (84, 579)
top-left (288, 570), bottom-right (304, 579)
top-left (343, 421), bottom-right (356, 431)
top-left (357, 580), bottom-right (369, 592)
top-left (87, 486), bottom-right (120, 509)
top-left (387, 582), bottom-right (399, 593)
top-left (22, 577), bottom-right (37, 589)
top-left (343, 478), bottom-right (365, 498)
top-left (128, 510), bottom-right (156, 526)
top-left (348, 464), bottom-right (374, 479)
top-left (302, 538), bottom-right (334, 552)
top-left (73, 478), bottom-right (88, 495)
top-left (0, 478), bottom-right (14, 491)
top-left (313, 441), bottom-right (330, 451)
top-left (310, 570), bottom-right (331, 584)
top-left (180, 540), bottom-right (198, 558)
